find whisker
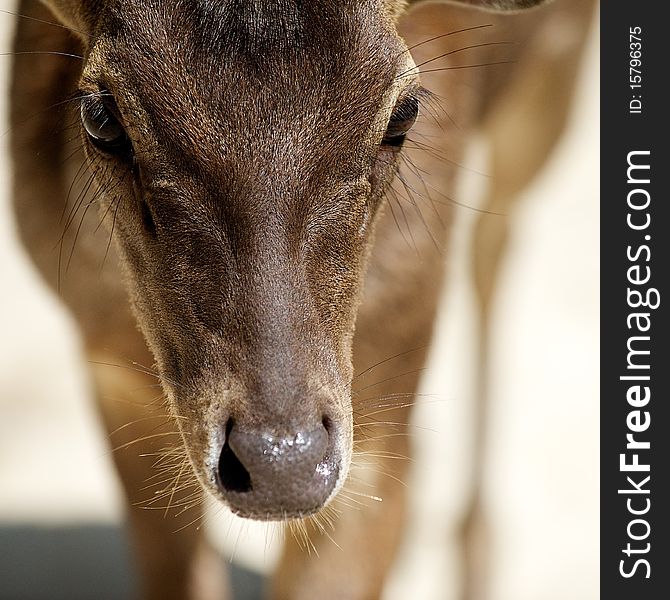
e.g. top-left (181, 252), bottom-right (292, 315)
top-left (0, 50), bottom-right (83, 60)
top-left (352, 367), bottom-right (427, 394)
top-left (403, 24), bottom-right (494, 55)
top-left (111, 431), bottom-right (183, 453)
top-left (395, 164), bottom-right (442, 252)
top-left (404, 41), bottom-right (514, 77)
top-left (0, 8), bottom-right (91, 38)
top-left (339, 489), bottom-right (383, 503)
top-left (353, 346), bottom-right (428, 380)
top-left (108, 414), bottom-right (183, 437)
top-left (413, 59), bottom-right (517, 78)
top-left (87, 359), bottom-right (185, 391)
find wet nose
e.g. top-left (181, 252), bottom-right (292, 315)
top-left (217, 419), bottom-right (340, 519)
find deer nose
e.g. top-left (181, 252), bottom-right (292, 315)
top-left (217, 418), bottom-right (340, 519)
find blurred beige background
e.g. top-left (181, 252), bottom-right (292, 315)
top-left (0, 2), bottom-right (599, 599)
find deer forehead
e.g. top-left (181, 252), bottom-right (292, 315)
top-left (81, 1), bottom-right (411, 181)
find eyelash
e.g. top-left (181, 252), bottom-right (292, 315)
top-left (382, 86), bottom-right (428, 147)
top-left (79, 90), bottom-right (133, 158)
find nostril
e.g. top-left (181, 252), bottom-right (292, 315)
top-left (218, 419), bottom-right (252, 493)
top-left (321, 415), bottom-right (332, 433)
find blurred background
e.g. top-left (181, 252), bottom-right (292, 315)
top-left (0, 1), bottom-right (599, 599)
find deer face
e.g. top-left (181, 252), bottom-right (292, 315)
top-left (71, 0), bottom-right (420, 519)
top-left (45, 0), bottom-right (549, 519)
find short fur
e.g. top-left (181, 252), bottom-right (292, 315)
top-left (11, 0), bottom-right (592, 598)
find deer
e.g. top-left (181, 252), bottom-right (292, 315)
top-left (8, 0), bottom-right (595, 598)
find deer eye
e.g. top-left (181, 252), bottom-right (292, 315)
top-left (382, 95), bottom-right (419, 147)
top-left (80, 93), bottom-right (131, 156)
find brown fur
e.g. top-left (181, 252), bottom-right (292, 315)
top-left (10, 0), bottom-right (591, 597)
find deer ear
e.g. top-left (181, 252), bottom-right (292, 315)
top-left (404, 0), bottom-right (550, 12)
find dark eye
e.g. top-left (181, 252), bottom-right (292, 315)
top-left (80, 93), bottom-right (131, 156)
top-left (382, 95), bottom-right (419, 147)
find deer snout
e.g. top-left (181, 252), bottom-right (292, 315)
top-left (216, 417), bottom-right (342, 519)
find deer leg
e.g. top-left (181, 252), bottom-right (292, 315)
top-left (90, 353), bottom-right (230, 600)
top-left (462, 5), bottom-right (595, 598)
